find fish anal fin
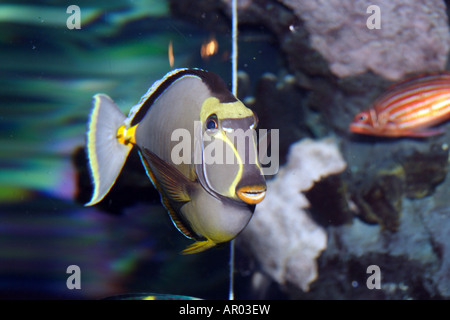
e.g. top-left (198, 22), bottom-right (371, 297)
top-left (405, 127), bottom-right (446, 137)
top-left (142, 148), bottom-right (193, 203)
top-left (181, 239), bottom-right (216, 255)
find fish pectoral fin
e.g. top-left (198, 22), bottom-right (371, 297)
top-left (181, 239), bottom-right (216, 254)
top-left (142, 148), bottom-right (193, 203)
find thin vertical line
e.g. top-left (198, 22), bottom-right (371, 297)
top-left (229, 0), bottom-right (238, 301)
top-left (231, 0), bottom-right (238, 97)
top-left (229, 240), bottom-right (235, 300)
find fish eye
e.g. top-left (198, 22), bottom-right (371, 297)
top-left (206, 114), bottom-right (218, 130)
top-left (356, 112), bottom-right (369, 122)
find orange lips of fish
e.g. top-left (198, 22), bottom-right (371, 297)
top-left (236, 184), bottom-right (266, 205)
top-left (349, 72), bottom-right (450, 137)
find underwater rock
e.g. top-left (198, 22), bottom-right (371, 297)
top-left (423, 205), bottom-right (450, 298)
top-left (305, 139), bottom-right (450, 299)
top-left (396, 143), bottom-right (449, 199)
top-left (279, 0), bottom-right (450, 80)
top-left (299, 191), bottom-right (450, 299)
top-left (218, 0), bottom-right (450, 80)
top-left (342, 139), bottom-right (449, 231)
top-left (351, 161), bottom-right (405, 231)
top-left (306, 139), bottom-right (449, 234)
top-left (238, 138), bottom-right (346, 292)
top-left (304, 173), bottom-right (354, 227)
top-left (225, 0), bottom-right (333, 77)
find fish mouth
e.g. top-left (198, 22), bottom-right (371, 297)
top-left (349, 123), bottom-right (373, 135)
top-left (236, 185), bottom-right (266, 205)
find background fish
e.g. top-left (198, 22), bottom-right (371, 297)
top-left (349, 72), bottom-right (450, 137)
top-left (85, 68), bottom-right (266, 254)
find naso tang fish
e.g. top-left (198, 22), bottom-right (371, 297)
top-left (85, 68), bottom-right (266, 254)
top-left (349, 72), bottom-right (450, 137)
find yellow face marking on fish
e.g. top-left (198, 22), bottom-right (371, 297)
top-left (211, 130), bottom-right (243, 199)
top-left (200, 97), bottom-right (255, 199)
top-left (200, 97), bottom-right (254, 123)
top-left (200, 97), bottom-right (254, 199)
top-left (116, 124), bottom-right (137, 145)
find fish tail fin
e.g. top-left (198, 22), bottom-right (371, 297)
top-left (85, 94), bottom-right (133, 206)
top-left (181, 239), bottom-right (216, 254)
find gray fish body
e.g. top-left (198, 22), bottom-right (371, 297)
top-left (180, 186), bottom-right (253, 244)
top-left (134, 74), bottom-right (253, 243)
top-left (135, 75), bottom-right (208, 179)
top-left (85, 68), bottom-right (266, 254)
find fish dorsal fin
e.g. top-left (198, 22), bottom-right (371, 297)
top-left (140, 148), bottom-right (197, 239)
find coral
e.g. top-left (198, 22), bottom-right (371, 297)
top-left (238, 138), bottom-right (346, 292)
top-left (280, 0), bottom-right (450, 80)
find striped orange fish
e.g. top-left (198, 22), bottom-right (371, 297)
top-left (349, 72), bottom-right (450, 137)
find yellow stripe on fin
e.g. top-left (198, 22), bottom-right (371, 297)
top-left (181, 239), bottom-right (216, 254)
